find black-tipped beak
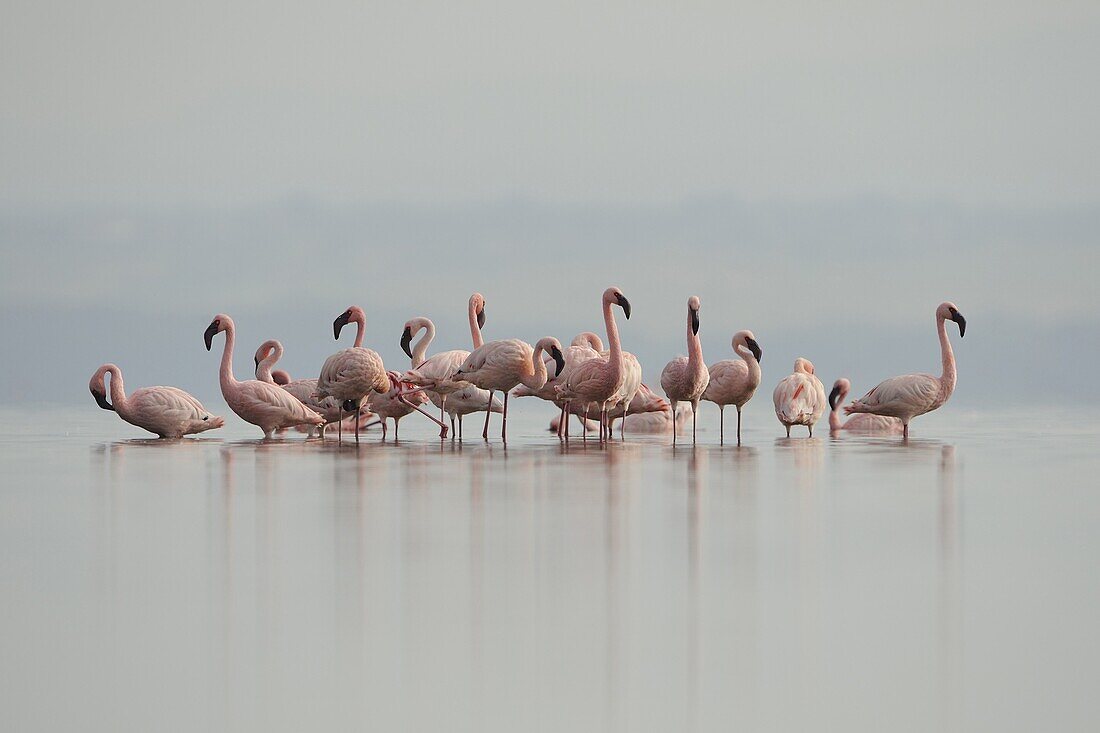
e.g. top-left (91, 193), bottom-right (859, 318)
top-left (690, 309), bottom-right (700, 335)
top-left (951, 311), bottom-right (967, 338)
top-left (400, 326), bottom-right (414, 359)
top-left (203, 323), bottom-right (218, 351)
top-left (477, 307), bottom-right (486, 329)
top-left (616, 294), bottom-right (631, 320)
top-left (828, 385), bottom-right (841, 411)
top-left (333, 312), bottom-right (351, 340)
top-left (551, 346), bottom-right (566, 377)
top-left (254, 355), bottom-right (260, 368)
top-left (746, 337), bottom-right (762, 363)
top-left (91, 388), bottom-right (114, 411)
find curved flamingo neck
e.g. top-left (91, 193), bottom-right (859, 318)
top-left (106, 365), bottom-right (127, 411)
top-left (937, 316), bottom-right (957, 396)
top-left (257, 343), bottom-right (283, 382)
top-left (603, 298), bottom-right (623, 384)
top-left (468, 301), bottom-right (484, 348)
top-left (736, 343), bottom-right (761, 379)
top-left (220, 322), bottom-right (237, 390)
top-left (412, 319), bottom-right (435, 366)
top-left (522, 341), bottom-right (550, 390)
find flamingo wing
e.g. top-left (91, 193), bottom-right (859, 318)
top-left (238, 380), bottom-right (324, 425)
top-left (773, 374), bottom-right (820, 423)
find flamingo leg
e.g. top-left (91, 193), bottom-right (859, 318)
top-left (399, 395), bottom-right (449, 438)
top-left (338, 410), bottom-right (343, 443)
top-left (482, 391), bottom-right (493, 440)
top-left (786, 425), bottom-right (791, 438)
top-left (736, 406), bottom-right (742, 445)
top-left (671, 400), bottom-right (678, 445)
top-left (501, 390), bottom-right (509, 442)
top-left (381, 420), bottom-right (387, 440)
top-left (719, 406), bottom-right (724, 445)
top-left (903, 422), bottom-right (909, 440)
top-left (354, 407), bottom-right (360, 443)
top-left (458, 414), bottom-right (463, 440)
top-left (621, 404), bottom-right (628, 440)
top-left (582, 405), bottom-right (589, 443)
top-left (808, 423), bottom-right (813, 438)
top-left (692, 402), bottom-right (698, 443)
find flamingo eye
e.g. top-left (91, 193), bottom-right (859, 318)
top-left (203, 416), bottom-right (209, 421)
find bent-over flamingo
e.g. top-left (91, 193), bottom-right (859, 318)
top-left (828, 378), bottom-right (903, 434)
top-left (254, 339), bottom-right (346, 437)
top-left (90, 364), bottom-right (224, 438)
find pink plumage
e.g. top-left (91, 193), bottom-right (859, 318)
top-left (772, 357), bottom-right (826, 437)
top-left (89, 363), bottom-right (224, 438)
top-left (844, 301), bottom-right (966, 439)
top-left (660, 295), bottom-right (710, 444)
top-left (702, 329), bottom-right (763, 444)
top-left (203, 314), bottom-right (324, 439)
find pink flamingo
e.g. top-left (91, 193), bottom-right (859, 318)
top-left (400, 294), bottom-right (496, 437)
top-left (828, 378), bottom-right (903, 434)
top-left (315, 305), bottom-right (389, 443)
top-left (607, 382), bottom-right (669, 432)
top-left (702, 330), bottom-right (763, 444)
top-left (660, 296), bottom-right (710, 444)
top-left (454, 336), bottom-right (566, 442)
top-left (203, 314), bottom-right (325, 438)
top-left (512, 331), bottom-right (602, 438)
top-left (772, 357), bottom-right (826, 437)
top-left (89, 364), bottom-right (224, 438)
top-left (555, 287), bottom-right (632, 443)
top-left (366, 370), bottom-right (448, 440)
top-left (253, 339), bottom-right (348, 437)
top-left (844, 302), bottom-right (966, 439)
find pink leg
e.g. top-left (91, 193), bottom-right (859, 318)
top-left (501, 391), bottom-right (509, 442)
top-left (399, 395), bottom-right (449, 438)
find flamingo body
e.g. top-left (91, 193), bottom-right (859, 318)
top-left (90, 364), bottom-right (223, 438)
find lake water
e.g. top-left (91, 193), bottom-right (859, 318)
top-left (1, 405), bottom-right (1097, 731)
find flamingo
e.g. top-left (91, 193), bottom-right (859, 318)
top-left (555, 287), bottom-right (632, 443)
top-left (772, 357), bottom-right (826, 437)
top-left (702, 330), bottom-right (763, 445)
top-left (564, 331), bottom-right (641, 440)
top-left (89, 364), bottom-right (224, 438)
top-left (454, 336), bottom-right (566, 442)
top-left (366, 370), bottom-right (448, 440)
top-left (844, 301), bottom-right (966, 439)
top-left (606, 382), bottom-right (670, 433)
top-left (512, 331), bottom-right (602, 439)
top-left (660, 296), bottom-right (710, 444)
top-left (400, 294), bottom-right (496, 437)
top-left (203, 314), bottom-right (325, 438)
top-left (828, 378), bottom-right (903, 434)
top-left (253, 339), bottom-right (348, 437)
top-left (315, 305), bottom-right (389, 443)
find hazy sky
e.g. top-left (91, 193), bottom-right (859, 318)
top-left (2, 1), bottom-right (1099, 207)
top-left (1, 2), bottom-right (1097, 409)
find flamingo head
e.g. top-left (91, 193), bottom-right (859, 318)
top-left (470, 293), bottom-right (487, 329)
top-left (271, 370), bottom-right (292, 386)
top-left (828, 378), bottom-right (851, 410)
top-left (937, 301), bottom-right (966, 337)
top-left (254, 339), bottom-right (280, 368)
top-left (334, 306), bottom-right (365, 340)
top-left (603, 287), bottom-right (631, 319)
top-left (204, 314), bottom-right (232, 351)
top-left (793, 357), bottom-right (815, 375)
top-left (89, 364), bottom-right (115, 411)
top-left (734, 330), bottom-right (762, 362)
top-left (688, 296), bottom-right (701, 335)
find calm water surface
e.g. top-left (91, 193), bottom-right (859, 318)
top-left (1, 406), bottom-right (1097, 731)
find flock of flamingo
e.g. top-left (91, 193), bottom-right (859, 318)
top-left (89, 288), bottom-right (966, 444)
